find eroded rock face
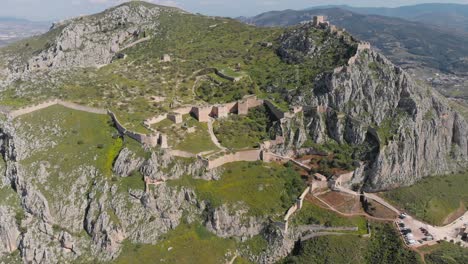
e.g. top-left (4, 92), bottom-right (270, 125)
top-left (293, 48), bottom-right (468, 191)
top-left (0, 207), bottom-right (20, 255)
top-left (204, 204), bottom-right (264, 239)
top-left (3, 3), bottom-right (183, 84)
top-left (113, 148), bottom-right (144, 177)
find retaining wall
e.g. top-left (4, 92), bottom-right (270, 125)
top-left (283, 186), bottom-right (311, 232)
top-left (145, 113), bottom-right (168, 125)
top-left (264, 100), bottom-right (285, 120)
top-left (207, 149), bottom-right (262, 169)
top-left (8, 99), bottom-right (59, 119)
top-left (108, 111), bottom-right (161, 148)
top-left (8, 99), bottom-right (108, 119)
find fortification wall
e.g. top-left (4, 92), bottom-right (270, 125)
top-left (348, 42), bottom-right (371, 65)
top-left (207, 149), bottom-right (261, 169)
top-left (108, 111), bottom-right (127, 134)
top-left (225, 102), bottom-right (237, 113)
top-left (193, 106), bottom-right (212, 122)
top-left (8, 99), bottom-right (59, 119)
top-left (58, 101), bottom-right (107, 115)
top-left (264, 100), bottom-right (285, 120)
top-left (109, 111), bottom-right (160, 147)
top-left (145, 114), bottom-right (168, 125)
top-left (283, 186), bottom-right (311, 232)
top-left (173, 106), bottom-right (193, 115)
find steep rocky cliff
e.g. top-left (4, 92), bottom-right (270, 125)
top-left (0, 1), bottom-right (466, 263)
top-left (290, 47), bottom-right (467, 190)
top-left (2, 2), bottom-right (183, 84)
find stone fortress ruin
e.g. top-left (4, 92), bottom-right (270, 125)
top-left (3, 15), bottom-right (373, 233)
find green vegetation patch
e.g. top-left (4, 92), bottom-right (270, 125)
top-left (115, 222), bottom-right (237, 264)
top-left (213, 105), bottom-right (272, 149)
top-left (281, 223), bottom-right (420, 264)
top-left (423, 241), bottom-right (468, 264)
top-left (291, 202), bottom-right (367, 234)
top-left (383, 171), bottom-right (468, 225)
top-left (168, 161), bottom-right (305, 217)
top-left (153, 115), bottom-right (219, 154)
top-left (17, 105), bottom-right (121, 204)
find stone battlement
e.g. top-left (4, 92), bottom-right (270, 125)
top-left (312, 16), bottom-right (329, 27)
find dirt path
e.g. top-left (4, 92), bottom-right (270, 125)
top-left (310, 194), bottom-right (395, 222)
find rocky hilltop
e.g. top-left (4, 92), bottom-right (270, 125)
top-left (1, 2), bottom-right (183, 83)
top-left (0, 1), bottom-right (466, 263)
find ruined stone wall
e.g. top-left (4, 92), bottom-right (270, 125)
top-left (8, 99), bottom-right (59, 119)
top-left (58, 101), bottom-right (107, 114)
top-left (173, 106), bottom-right (193, 115)
top-left (283, 186), bottom-right (311, 232)
top-left (213, 105), bottom-right (229, 118)
top-left (348, 42), bottom-right (371, 65)
top-left (108, 111), bottom-right (160, 147)
top-left (167, 113), bottom-right (182, 124)
top-left (264, 100), bottom-right (285, 120)
top-left (193, 106), bottom-right (212, 122)
top-left (225, 102), bottom-right (237, 113)
top-left (8, 99), bottom-right (108, 119)
top-left (144, 114), bottom-right (168, 125)
top-left (207, 149), bottom-right (262, 169)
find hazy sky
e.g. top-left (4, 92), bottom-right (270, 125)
top-left (2, 0), bottom-right (468, 21)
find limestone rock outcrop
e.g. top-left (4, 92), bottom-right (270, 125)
top-left (113, 148), bottom-right (145, 177)
top-left (292, 48), bottom-right (468, 191)
top-left (204, 204), bottom-right (264, 239)
top-left (0, 207), bottom-right (20, 255)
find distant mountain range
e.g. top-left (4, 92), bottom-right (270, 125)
top-left (0, 17), bottom-right (50, 47)
top-left (312, 3), bottom-right (468, 33)
top-left (238, 5), bottom-right (468, 100)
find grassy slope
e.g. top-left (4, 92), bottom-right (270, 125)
top-left (383, 171), bottom-right (468, 225)
top-left (291, 202), bottom-right (367, 235)
top-left (16, 105), bottom-right (122, 208)
top-left (152, 114), bottom-right (218, 153)
top-left (114, 222), bottom-right (239, 264)
top-left (421, 241), bottom-right (468, 264)
top-left (0, 7), bottom-right (353, 132)
top-left (281, 223), bottom-right (421, 264)
top-left (168, 161), bottom-right (305, 217)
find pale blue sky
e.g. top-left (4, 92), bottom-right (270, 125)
top-left (1, 0), bottom-right (468, 21)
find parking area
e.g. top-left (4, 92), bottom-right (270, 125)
top-left (396, 213), bottom-right (436, 247)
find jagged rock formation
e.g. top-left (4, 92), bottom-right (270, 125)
top-left (4, 2), bottom-right (183, 82)
top-left (0, 207), bottom-right (20, 255)
top-left (204, 204), bottom-right (264, 238)
top-left (290, 47), bottom-right (467, 190)
top-left (113, 148), bottom-right (145, 177)
top-left (0, 1), bottom-right (466, 263)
